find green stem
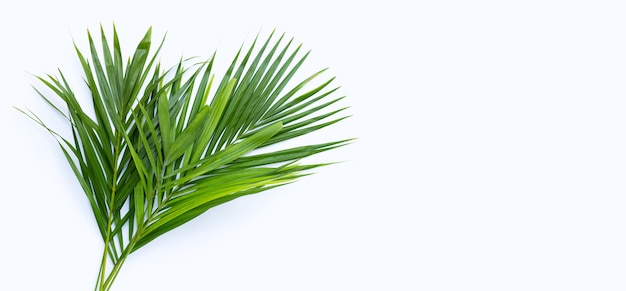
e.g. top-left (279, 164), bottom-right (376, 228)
top-left (101, 254), bottom-right (128, 291)
top-left (95, 129), bottom-right (167, 291)
top-left (95, 224), bottom-right (112, 290)
top-left (95, 134), bottom-right (123, 291)
top-left (100, 224), bottom-right (146, 291)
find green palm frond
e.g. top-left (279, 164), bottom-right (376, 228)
top-left (23, 25), bottom-right (351, 291)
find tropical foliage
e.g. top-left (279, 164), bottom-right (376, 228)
top-left (22, 26), bottom-right (350, 290)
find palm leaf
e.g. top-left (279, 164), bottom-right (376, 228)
top-left (23, 25), bottom-right (351, 291)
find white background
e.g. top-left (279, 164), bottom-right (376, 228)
top-left (1, 0), bottom-right (626, 290)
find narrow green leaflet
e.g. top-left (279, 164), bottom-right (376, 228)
top-left (23, 25), bottom-right (351, 291)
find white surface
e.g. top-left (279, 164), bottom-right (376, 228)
top-left (1, 1), bottom-right (626, 290)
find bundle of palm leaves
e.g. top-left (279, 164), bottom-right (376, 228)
top-left (22, 25), bottom-right (350, 290)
